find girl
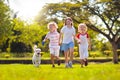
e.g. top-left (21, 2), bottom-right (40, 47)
top-left (59, 17), bottom-right (76, 68)
top-left (42, 22), bottom-right (60, 67)
top-left (76, 23), bottom-right (91, 68)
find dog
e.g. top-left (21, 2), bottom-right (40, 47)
top-left (32, 45), bottom-right (41, 67)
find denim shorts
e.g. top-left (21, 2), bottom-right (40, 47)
top-left (61, 41), bottom-right (74, 52)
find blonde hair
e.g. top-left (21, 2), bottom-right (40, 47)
top-left (78, 23), bottom-right (87, 33)
top-left (64, 17), bottom-right (73, 26)
top-left (47, 22), bottom-right (58, 29)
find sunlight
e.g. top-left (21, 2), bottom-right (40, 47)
top-left (9, 0), bottom-right (62, 21)
top-left (9, 0), bottom-right (44, 21)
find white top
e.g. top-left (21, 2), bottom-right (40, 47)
top-left (45, 31), bottom-right (60, 47)
top-left (77, 33), bottom-right (89, 46)
top-left (61, 26), bottom-right (76, 44)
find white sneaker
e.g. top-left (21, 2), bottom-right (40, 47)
top-left (68, 61), bottom-right (72, 68)
top-left (65, 63), bottom-right (69, 68)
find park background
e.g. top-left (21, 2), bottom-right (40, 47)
top-left (0, 0), bottom-right (120, 80)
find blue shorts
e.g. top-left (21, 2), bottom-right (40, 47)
top-left (61, 41), bottom-right (74, 52)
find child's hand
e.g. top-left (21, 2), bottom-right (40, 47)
top-left (42, 41), bottom-right (45, 46)
top-left (88, 45), bottom-right (91, 50)
top-left (59, 41), bottom-right (61, 45)
top-left (77, 40), bottom-right (81, 44)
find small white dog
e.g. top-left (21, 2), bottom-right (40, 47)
top-left (32, 45), bottom-right (41, 67)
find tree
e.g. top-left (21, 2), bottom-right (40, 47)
top-left (85, 1), bottom-right (120, 64)
top-left (0, 0), bottom-right (13, 45)
top-left (36, 0), bottom-right (120, 63)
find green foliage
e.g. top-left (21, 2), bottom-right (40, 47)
top-left (4, 54), bottom-right (10, 58)
top-left (6, 47), bottom-right (10, 53)
top-left (10, 42), bottom-right (32, 53)
top-left (74, 47), bottom-right (79, 57)
top-left (104, 50), bottom-right (112, 57)
top-left (0, 0), bottom-right (13, 45)
top-left (74, 52), bottom-right (79, 57)
top-left (89, 51), bottom-right (102, 58)
top-left (5, 18), bottom-right (50, 53)
top-left (40, 52), bottom-right (50, 57)
top-left (0, 52), bottom-right (11, 58)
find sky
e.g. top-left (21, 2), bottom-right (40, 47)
top-left (8, 0), bottom-right (68, 21)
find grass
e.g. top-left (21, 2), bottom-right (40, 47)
top-left (0, 62), bottom-right (120, 80)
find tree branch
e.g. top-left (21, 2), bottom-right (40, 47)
top-left (86, 23), bottom-right (112, 41)
top-left (86, 5), bottom-right (115, 37)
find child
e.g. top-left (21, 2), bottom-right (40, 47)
top-left (42, 22), bottom-right (60, 67)
top-left (59, 17), bottom-right (76, 68)
top-left (76, 23), bottom-right (91, 68)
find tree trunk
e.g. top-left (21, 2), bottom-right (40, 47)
top-left (111, 42), bottom-right (118, 64)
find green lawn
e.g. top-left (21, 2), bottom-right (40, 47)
top-left (0, 62), bottom-right (120, 80)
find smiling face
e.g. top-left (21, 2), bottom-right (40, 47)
top-left (65, 19), bottom-right (72, 25)
top-left (48, 22), bottom-right (58, 32)
top-left (65, 17), bottom-right (73, 26)
top-left (78, 24), bottom-right (87, 34)
top-left (49, 24), bottom-right (56, 32)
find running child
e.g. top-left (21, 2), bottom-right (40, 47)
top-left (76, 23), bottom-right (91, 68)
top-left (42, 22), bottom-right (60, 67)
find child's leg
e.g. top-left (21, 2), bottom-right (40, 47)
top-left (50, 54), bottom-right (55, 67)
top-left (84, 58), bottom-right (88, 66)
top-left (84, 47), bottom-right (89, 66)
top-left (50, 48), bottom-right (55, 67)
top-left (69, 42), bottom-right (74, 62)
top-left (55, 56), bottom-right (61, 66)
top-left (69, 48), bottom-right (74, 61)
top-left (64, 50), bottom-right (69, 67)
top-left (80, 59), bottom-right (84, 68)
top-left (54, 47), bottom-right (61, 66)
top-left (68, 48), bottom-right (74, 68)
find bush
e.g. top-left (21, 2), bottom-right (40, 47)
top-left (40, 52), bottom-right (50, 57)
top-left (74, 52), bottom-right (79, 57)
top-left (4, 54), bottom-right (10, 58)
top-left (0, 53), bottom-right (11, 58)
top-left (89, 51), bottom-right (101, 58)
top-left (74, 47), bottom-right (78, 52)
top-left (12, 53), bottom-right (25, 57)
top-left (6, 48), bottom-right (10, 53)
top-left (104, 50), bottom-right (112, 57)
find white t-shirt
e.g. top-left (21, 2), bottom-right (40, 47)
top-left (76, 33), bottom-right (89, 46)
top-left (45, 31), bottom-right (60, 48)
top-left (61, 26), bottom-right (76, 44)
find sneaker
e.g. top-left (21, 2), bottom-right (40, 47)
top-left (57, 60), bottom-right (61, 66)
top-left (65, 63), bottom-right (69, 68)
top-left (84, 60), bottom-right (88, 66)
top-left (65, 64), bottom-right (69, 68)
top-left (52, 65), bottom-right (55, 68)
top-left (68, 61), bottom-right (72, 68)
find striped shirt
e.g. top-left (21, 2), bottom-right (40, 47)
top-left (45, 31), bottom-right (60, 47)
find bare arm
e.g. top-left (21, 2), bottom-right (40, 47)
top-left (73, 34), bottom-right (81, 44)
top-left (59, 32), bottom-right (63, 45)
top-left (43, 37), bottom-right (47, 42)
top-left (88, 37), bottom-right (91, 50)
